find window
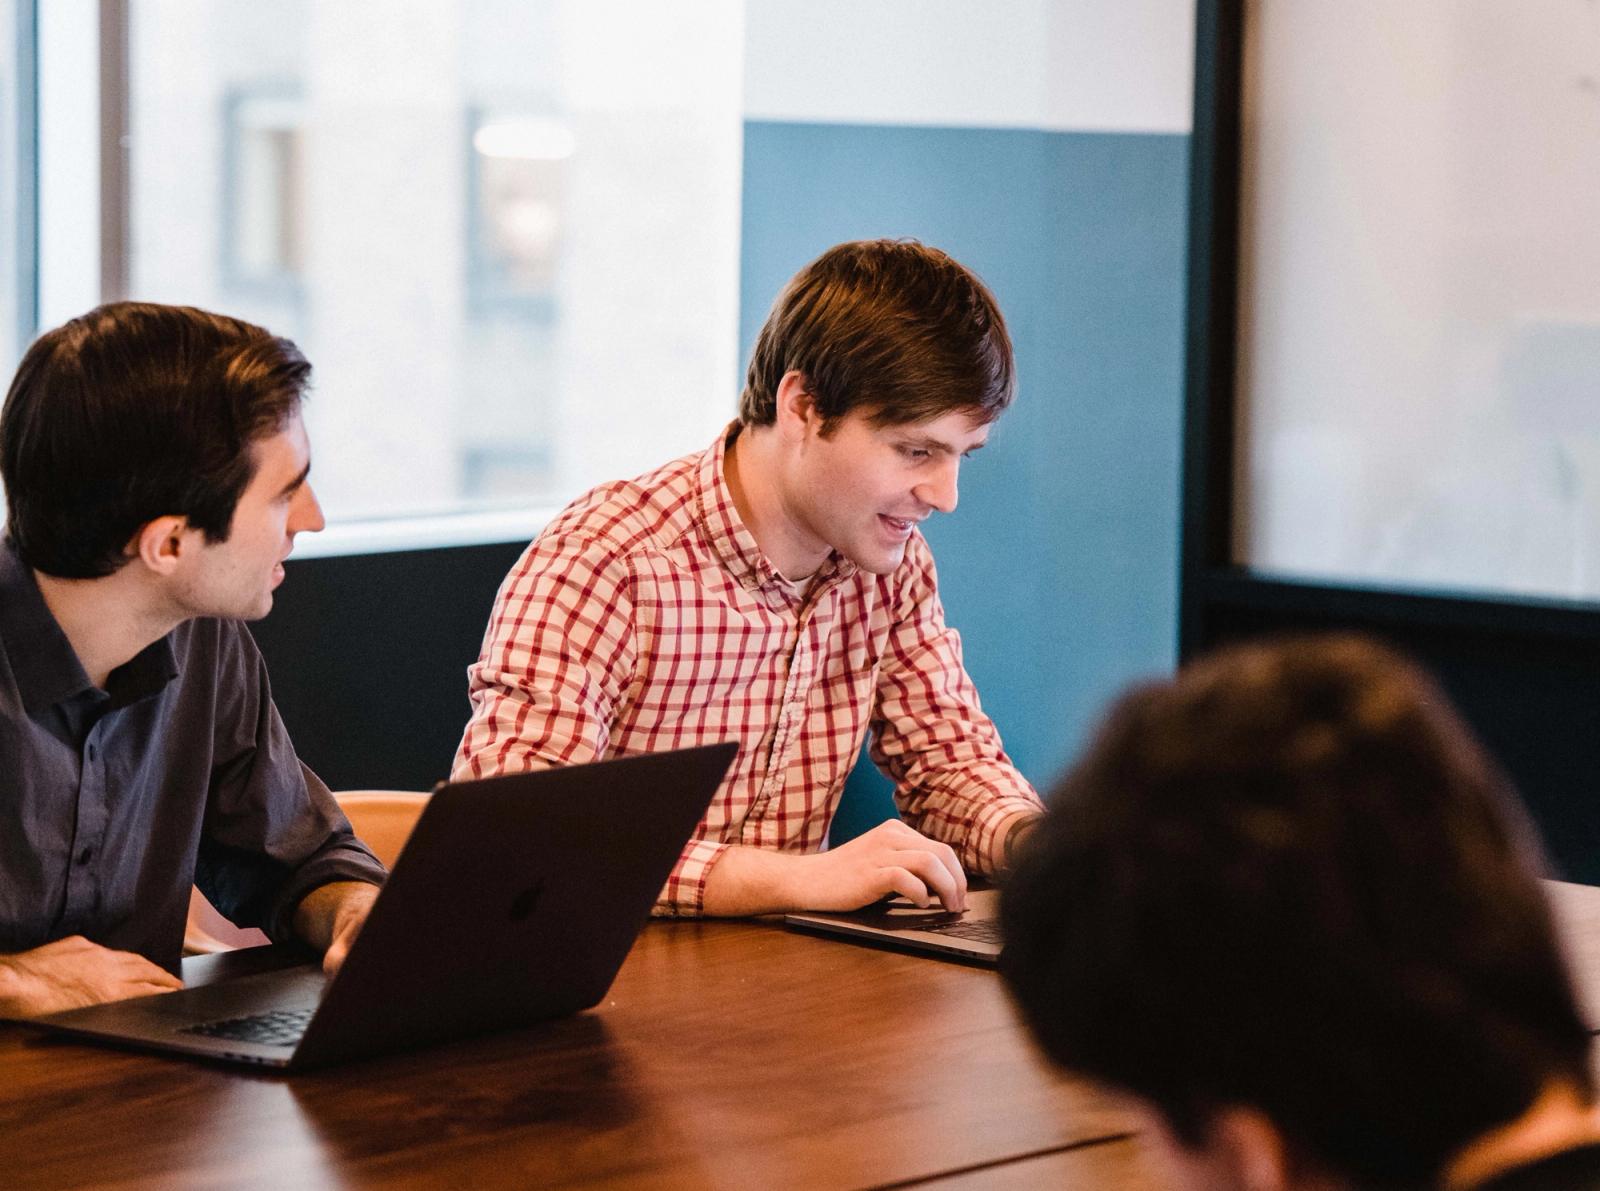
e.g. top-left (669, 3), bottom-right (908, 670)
top-left (468, 109), bottom-right (568, 312)
top-left (223, 88), bottom-right (305, 295)
top-left (0, 0), bottom-right (31, 374)
top-left (1234, 2), bottom-right (1600, 601)
top-left (121, 0), bottom-right (743, 533)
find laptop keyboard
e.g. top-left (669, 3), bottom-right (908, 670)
top-left (179, 1007), bottom-right (314, 1047)
top-left (923, 917), bottom-right (1003, 945)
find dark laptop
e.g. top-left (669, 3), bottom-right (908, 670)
top-left (23, 742), bottom-right (736, 1070)
top-left (784, 884), bottom-right (1003, 966)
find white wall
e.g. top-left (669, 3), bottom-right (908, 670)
top-left (743, 0), bottom-right (1194, 132)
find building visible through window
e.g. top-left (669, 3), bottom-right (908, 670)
top-left (224, 89), bottom-right (305, 293)
top-left (124, 0), bottom-right (742, 525)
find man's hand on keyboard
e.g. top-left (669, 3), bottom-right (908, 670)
top-left (293, 880), bottom-right (381, 977)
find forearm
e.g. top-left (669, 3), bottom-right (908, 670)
top-left (0, 955), bottom-right (25, 1016)
top-left (991, 809), bottom-right (1041, 875)
top-left (874, 544), bottom-right (1044, 874)
top-left (895, 770), bottom-right (1044, 875)
top-left (699, 821), bottom-right (970, 916)
top-left (292, 880), bottom-right (380, 953)
top-left (699, 846), bottom-right (809, 917)
top-left (875, 693), bottom-right (1043, 872)
top-left (256, 784), bottom-right (388, 943)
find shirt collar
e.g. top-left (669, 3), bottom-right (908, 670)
top-left (0, 539), bottom-right (180, 712)
top-left (695, 422), bottom-right (858, 594)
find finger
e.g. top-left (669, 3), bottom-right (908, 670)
top-left (886, 825), bottom-right (966, 906)
top-left (929, 840), bottom-right (966, 902)
top-left (323, 920), bottom-right (363, 976)
top-left (323, 940), bottom-right (348, 977)
top-left (880, 866), bottom-right (934, 909)
top-left (115, 954), bottom-right (184, 987)
top-left (879, 826), bottom-right (966, 903)
top-left (891, 849), bottom-right (966, 911)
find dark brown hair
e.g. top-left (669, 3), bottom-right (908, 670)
top-left (1001, 634), bottom-right (1592, 1188)
top-left (739, 239), bottom-right (1014, 431)
top-left (2, 301), bottom-right (310, 577)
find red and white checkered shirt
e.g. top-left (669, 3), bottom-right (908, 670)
top-left (453, 424), bottom-right (1042, 915)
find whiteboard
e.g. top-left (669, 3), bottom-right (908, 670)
top-left (1236, 1), bottom-right (1600, 601)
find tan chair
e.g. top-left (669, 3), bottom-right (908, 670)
top-left (183, 789), bottom-right (430, 955)
top-left (331, 790), bottom-right (432, 868)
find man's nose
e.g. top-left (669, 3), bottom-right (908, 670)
top-left (291, 484), bottom-right (326, 534)
top-left (914, 457), bottom-right (960, 514)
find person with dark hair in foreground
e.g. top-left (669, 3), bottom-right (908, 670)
top-left (1002, 635), bottom-right (1600, 1190)
top-left (456, 239), bottom-right (1042, 917)
top-left (0, 303), bottom-right (384, 1018)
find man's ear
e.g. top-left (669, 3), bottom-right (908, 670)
top-left (1208, 1107), bottom-right (1295, 1191)
top-left (128, 515), bottom-right (192, 576)
top-left (773, 370), bottom-right (820, 442)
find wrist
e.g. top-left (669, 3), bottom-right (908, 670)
top-left (293, 880), bottom-right (374, 949)
top-left (767, 849), bottom-right (810, 914)
top-left (702, 846), bottom-right (807, 917)
top-left (997, 812), bottom-right (1041, 873)
top-left (0, 957), bottom-right (19, 1004)
top-left (0, 955), bottom-right (34, 1017)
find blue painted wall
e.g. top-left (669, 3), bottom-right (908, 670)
top-left (738, 121), bottom-right (1190, 837)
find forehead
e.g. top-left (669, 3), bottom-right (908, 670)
top-left (245, 412), bottom-right (310, 480)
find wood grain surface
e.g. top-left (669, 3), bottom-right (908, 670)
top-left (0, 920), bottom-right (1136, 1190)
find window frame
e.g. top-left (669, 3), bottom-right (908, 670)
top-left (5, 0), bottom-right (38, 358)
top-left (1179, 0), bottom-right (1600, 659)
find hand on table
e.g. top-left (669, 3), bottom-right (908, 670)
top-left (0, 935), bottom-right (182, 1018)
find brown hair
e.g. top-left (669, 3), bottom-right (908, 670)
top-left (1002, 634), bottom-right (1593, 1188)
top-left (739, 239), bottom-right (1014, 431)
top-left (2, 302), bottom-right (310, 577)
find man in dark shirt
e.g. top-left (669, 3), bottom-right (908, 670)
top-left (0, 302), bottom-right (385, 1019)
top-left (1001, 636), bottom-right (1600, 1190)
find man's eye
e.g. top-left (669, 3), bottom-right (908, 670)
top-left (898, 446), bottom-right (930, 461)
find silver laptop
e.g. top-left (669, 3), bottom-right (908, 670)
top-left (785, 884), bottom-right (1003, 966)
top-left (22, 742), bottom-right (736, 1070)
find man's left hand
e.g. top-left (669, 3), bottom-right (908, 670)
top-left (293, 881), bottom-right (381, 976)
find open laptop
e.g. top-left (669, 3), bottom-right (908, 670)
top-left (784, 883), bottom-right (1003, 966)
top-left (23, 742), bottom-right (736, 1070)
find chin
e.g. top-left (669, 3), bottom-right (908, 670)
top-left (238, 593), bottom-right (275, 621)
top-left (846, 544), bottom-right (908, 576)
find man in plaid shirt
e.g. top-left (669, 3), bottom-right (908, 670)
top-left (455, 240), bottom-right (1044, 916)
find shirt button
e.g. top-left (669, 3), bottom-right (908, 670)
top-left (77, 848), bottom-right (94, 866)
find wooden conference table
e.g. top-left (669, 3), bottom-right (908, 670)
top-left (0, 916), bottom-right (1159, 1190)
top-left (8, 881), bottom-right (1600, 1190)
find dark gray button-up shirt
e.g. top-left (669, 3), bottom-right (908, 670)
top-left (0, 541), bottom-right (385, 973)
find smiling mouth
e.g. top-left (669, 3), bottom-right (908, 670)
top-left (880, 515), bottom-right (918, 535)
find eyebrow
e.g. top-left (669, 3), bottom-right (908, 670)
top-left (898, 434), bottom-right (988, 455)
top-left (277, 462), bottom-right (312, 499)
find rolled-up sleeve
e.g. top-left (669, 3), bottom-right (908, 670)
top-left (197, 625), bottom-right (385, 944)
top-left (869, 536), bottom-right (1043, 874)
